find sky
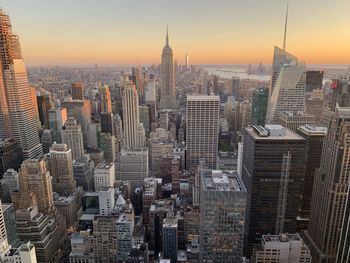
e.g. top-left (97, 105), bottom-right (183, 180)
top-left (1, 0), bottom-right (350, 65)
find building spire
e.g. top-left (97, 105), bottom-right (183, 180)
top-left (166, 23), bottom-right (169, 46)
top-left (283, 1), bottom-right (289, 51)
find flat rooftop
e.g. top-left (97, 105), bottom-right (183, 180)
top-left (298, 125), bottom-right (327, 136)
top-left (201, 170), bottom-right (246, 192)
top-left (96, 162), bottom-right (114, 169)
top-left (247, 125), bottom-right (305, 140)
top-left (262, 233), bottom-right (302, 243)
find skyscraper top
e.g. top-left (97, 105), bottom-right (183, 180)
top-left (166, 23), bottom-right (169, 46)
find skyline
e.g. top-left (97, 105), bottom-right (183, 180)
top-left (1, 0), bottom-right (350, 65)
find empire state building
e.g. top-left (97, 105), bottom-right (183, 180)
top-left (160, 27), bottom-right (176, 109)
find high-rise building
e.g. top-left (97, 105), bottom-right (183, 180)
top-left (100, 112), bottom-right (114, 135)
top-left (48, 108), bottom-right (67, 144)
top-left (266, 54), bottom-right (306, 124)
top-left (94, 162), bottom-right (115, 191)
top-left (185, 53), bottom-right (190, 70)
top-left (251, 87), bottom-right (269, 126)
top-left (199, 169), bottom-right (247, 262)
top-left (278, 111), bottom-right (315, 132)
top-left (100, 84), bottom-right (112, 114)
top-left (306, 70), bottom-right (323, 92)
top-left (0, 199), bottom-right (6, 243)
top-left (0, 10), bottom-right (43, 159)
top-left (162, 216), bottom-right (178, 263)
top-left (41, 129), bottom-right (52, 154)
top-left (18, 159), bottom-right (54, 214)
top-left (186, 95), bottom-right (220, 170)
top-left (160, 27), bottom-right (176, 109)
top-left (242, 125), bottom-right (305, 256)
top-left (36, 93), bottom-right (54, 129)
top-left (2, 168), bottom-right (19, 192)
top-left (1, 203), bottom-right (19, 247)
top-left (2, 241), bottom-right (38, 263)
top-left (0, 138), bottom-right (22, 176)
top-left (100, 133), bottom-right (116, 163)
top-left (296, 125), bottom-right (326, 231)
top-left (122, 77), bottom-right (145, 148)
top-left (69, 231), bottom-right (94, 263)
top-left (117, 204), bottom-right (135, 261)
top-left (118, 148), bottom-right (149, 192)
top-left (73, 154), bottom-right (95, 191)
top-left (144, 75), bottom-right (156, 106)
top-left (303, 107), bottom-right (350, 263)
top-left (62, 118), bottom-right (84, 160)
top-left (47, 143), bottom-right (76, 195)
top-left (251, 234), bottom-right (312, 263)
top-left (71, 81), bottom-right (84, 100)
top-left (93, 215), bottom-right (118, 263)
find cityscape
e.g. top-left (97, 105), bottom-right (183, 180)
top-left (0, 1), bottom-right (349, 263)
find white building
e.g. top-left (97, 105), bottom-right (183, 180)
top-left (94, 162), bottom-right (115, 191)
top-left (62, 118), bottom-right (84, 160)
top-left (252, 234), bottom-right (312, 263)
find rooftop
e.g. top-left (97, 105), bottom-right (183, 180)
top-left (262, 233), bottom-right (302, 243)
top-left (298, 125), bottom-right (327, 136)
top-left (201, 170), bottom-right (246, 192)
top-left (95, 162), bottom-right (114, 169)
top-left (248, 125), bottom-right (304, 140)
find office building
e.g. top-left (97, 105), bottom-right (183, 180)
top-left (69, 231), bottom-right (94, 263)
top-left (199, 170), bottom-right (246, 262)
top-left (73, 154), bottom-right (95, 191)
top-left (160, 27), bottom-right (176, 109)
top-left (186, 95), bottom-right (220, 170)
top-left (100, 112), bottom-right (114, 135)
top-left (83, 188), bottom-right (115, 216)
top-left (47, 143), bottom-right (76, 195)
top-left (303, 107), bottom-right (350, 263)
top-left (1, 203), bottom-right (19, 247)
top-left (145, 75), bottom-right (156, 105)
top-left (296, 125), bottom-right (326, 231)
top-left (0, 10), bottom-right (43, 159)
top-left (94, 162), bottom-right (115, 191)
top-left (122, 77), bottom-right (145, 148)
top-left (71, 81), bottom-right (84, 100)
top-left (93, 216), bottom-right (118, 263)
top-left (37, 93), bottom-right (54, 129)
top-left (48, 108), bottom-right (67, 144)
top-left (41, 129), bottom-right (52, 154)
top-left (242, 125), bottom-right (305, 256)
top-left (266, 44), bottom-right (306, 124)
top-left (278, 111), bottom-right (315, 132)
top-left (251, 87), bottom-right (269, 126)
top-left (0, 138), bottom-right (22, 176)
top-left (54, 194), bottom-right (78, 229)
top-left (100, 133), bottom-right (116, 163)
top-left (118, 148), bottom-right (149, 192)
top-left (117, 204), bottom-right (135, 261)
top-left (18, 159), bottom-right (54, 214)
top-left (100, 84), bottom-right (112, 114)
top-left (306, 70), bottom-right (323, 92)
top-left (63, 118), bottom-right (84, 160)
top-left (162, 216), bottom-right (178, 263)
top-left (252, 234), bottom-right (312, 263)
top-left (1, 241), bottom-right (38, 263)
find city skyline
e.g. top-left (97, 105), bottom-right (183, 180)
top-left (1, 0), bottom-right (349, 65)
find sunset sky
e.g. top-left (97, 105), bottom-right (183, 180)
top-left (2, 0), bottom-right (350, 65)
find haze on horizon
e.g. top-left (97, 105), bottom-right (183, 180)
top-left (2, 0), bottom-right (350, 65)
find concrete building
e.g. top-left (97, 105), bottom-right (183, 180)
top-left (199, 170), bottom-right (246, 262)
top-left (186, 95), bottom-right (220, 170)
top-left (2, 203), bottom-right (19, 247)
top-left (0, 139), bottom-right (22, 176)
top-left (0, 10), bottom-right (42, 159)
top-left (41, 129), bottom-right (53, 154)
top-left (63, 118), bottom-right (84, 160)
top-left (54, 194), bottom-right (78, 229)
top-left (303, 107), bottom-right (350, 263)
top-left (118, 148), bottom-right (148, 192)
top-left (145, 75), bottom-right (156, 105)
top-left (73, 155), bottom-right (95, 191)
top-left (117, 204), bottom-right (135, 261)
top-left (71, 82), bottom-right (84, 100)
top-left (2, 241), bottom-right (38, 263)
top-left (48, 143), bottom-right (76, 195)
top-left (93, 216), bottom-right (118, 263)
top-left (278, 111), bottom-right (315, 132)
top-left (69, 231), bottom-right (94, 263)
top-left (160, 27), bottom-right (176, 109)
top-left (2, 169), bottom-right (19, 192)
top-left (242, 125), bottom-right (305, 256)
top-left (252, 234), bottom-right (312, 263)
top-left (94, 162), bottom-right (115, 191)
top-left (122, 77), bottom-right (145, 149)
top-left (83, 188), bottom-right (115, 216)
top-left (100, 133), bottom-right (116, 163)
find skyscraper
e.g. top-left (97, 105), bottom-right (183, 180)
top-left (122, 77), bottom-right (145, 148)
top-left (62, 118), bottom-right (84, 160)
top-left (0, 10), bottom-right (43, 159)
top-left (47, 143), bottom-right (76, 196)
top-left (251, 87), bottom-right (269, 126)
top-left (199, 169), bottom-right (246, 262)
top-left (71, 81), bottom-right (84, 100)
top-left (100, 84), bottom-right (112, 114)
top-left (48, 108), bottom-right (67, 143)
top-left (160, 26), bottom-right (176, 109)
top-left (242, 125), bottom-right (305, 256)
top-left (185, 53), bottom-right (190, 70)
top-left (303, 107), bottom-right (350, 263)
top-left (186, 95), bottom-right (220, 170)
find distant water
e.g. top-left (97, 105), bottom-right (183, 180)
top-left (203, 66), bottom-right (271, 81)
